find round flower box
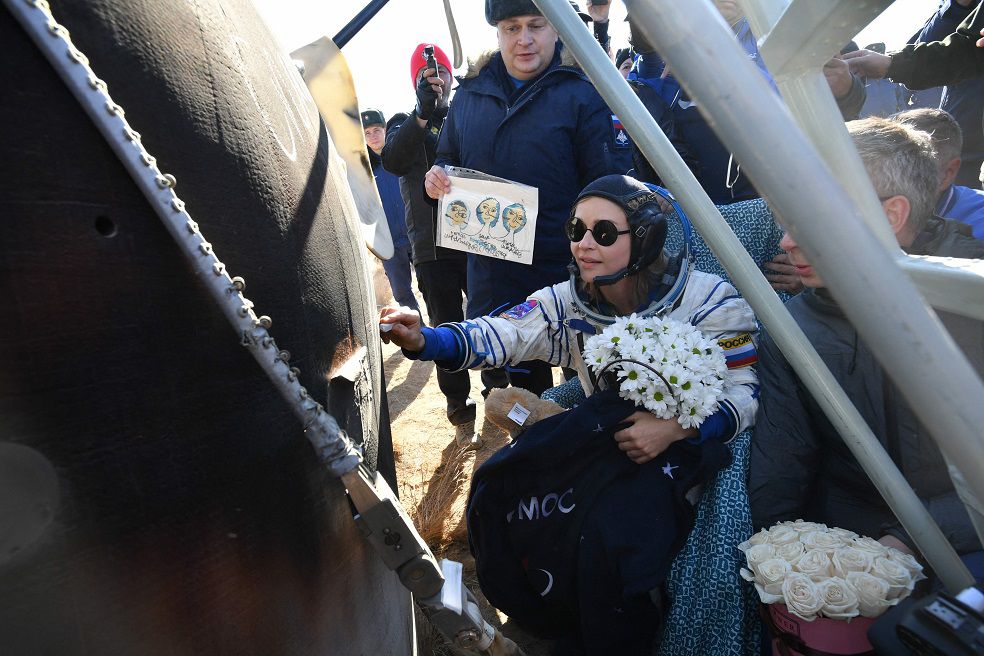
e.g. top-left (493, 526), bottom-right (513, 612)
top-left (741, 521), bottom-right (926, 654)
top-left (767, 603), bottom-right (876, 656)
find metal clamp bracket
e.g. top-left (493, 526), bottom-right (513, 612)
top-left (341, 469), bottom-right (516, 653)
top-left (342, 467), bottom-right (443, 597)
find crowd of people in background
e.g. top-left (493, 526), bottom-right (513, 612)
top-left (361, 0), bottom-right (984, 652)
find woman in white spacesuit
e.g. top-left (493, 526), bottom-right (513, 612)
top-left (380, 175), bottom-right (759, 463)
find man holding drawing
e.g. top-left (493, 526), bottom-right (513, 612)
top-left (425, 0), bottom-right (631, 395)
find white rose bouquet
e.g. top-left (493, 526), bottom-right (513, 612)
top-left (581, 314), bottom-right (727, 428)
top-left (739, 521), bottom-right (926, 621)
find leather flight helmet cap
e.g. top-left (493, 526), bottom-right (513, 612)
top-left (573, 174), bottom-right (668, 284)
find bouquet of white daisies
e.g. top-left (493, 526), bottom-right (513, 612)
top-left (739, 520), bottom-right (927, 621)
top-left (581, 314), bottom-right (727, 428)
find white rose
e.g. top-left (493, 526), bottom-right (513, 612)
top-left (766, 525), bottom-right (802, 546)
top-left (871, 556), bottom-right (917, 599)
top-left (818, 577), bottom-right (860, 620)
top-left (738, 529), bottom-right (771, 551)
top-left (828, 527), bottom-right (860, 542)
top-left (743, 543), bottom-right (777, 576)
top-left (780, 519), bottom-right (828, 534)
top-left (776, 540), bottom-right (806, 566)
top-left (755, 558), bottom-right (792, 602)
top-left (846, 571), bottom-right (898, 618)
top-left (831, 546), bottom-right (873, 578)
top-left (801, 530), bottom-right (846, 553)
top-left (782, 572), bottom-right (824, 621)
top-left (851, 536), bottom-right (890, 558)
top-left (886, 550), bottom-right (927, 584)
top-left (794, 549), bottom-right (833, 582)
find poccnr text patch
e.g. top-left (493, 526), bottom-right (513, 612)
top-left (718, 332), bottom-right (758, 368)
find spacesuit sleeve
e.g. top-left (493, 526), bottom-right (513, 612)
top-left (430, 285), bottom-right (573, 372)
top-left (686, 280), bottom-right (760, 440)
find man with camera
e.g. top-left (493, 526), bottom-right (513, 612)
top-left (381, 43), bottom-right (480, 435)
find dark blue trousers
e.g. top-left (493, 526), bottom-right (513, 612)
top-left (415, 257), bottom-right (476, 424)
top-left (382, 243), bottom-right (419, 314)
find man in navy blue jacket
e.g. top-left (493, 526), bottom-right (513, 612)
top-left (424, 0), bottom-right (632, 395)
top-left (362, 109), bottom-right (419, 314)
top-left (909, 0), bottom-right (984, 189)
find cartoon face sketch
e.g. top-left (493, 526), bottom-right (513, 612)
top-left (445, 200), bottom-right (469, 229)
top-left (476, 197), bottom-right (500, 227)
top-left (503, 203), bottom-right (527, 233)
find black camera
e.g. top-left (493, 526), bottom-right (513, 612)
top-left (870, 583), bottom-right (984, 655)
top-left (424, 44), bottom-right (438, 78)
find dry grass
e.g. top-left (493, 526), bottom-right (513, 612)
top-left (404, 443), bottom-right (472, 553)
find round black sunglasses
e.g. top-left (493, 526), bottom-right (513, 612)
top-left (565, 216), bottom-right (631, 247)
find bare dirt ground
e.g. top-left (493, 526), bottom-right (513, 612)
top-left (373, 263), bottom-right (554, 656)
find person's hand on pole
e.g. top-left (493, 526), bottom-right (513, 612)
top-left (842, 49), bottom-right (892, 79)
top-left (424, 165), bottom-right (451, 200)
top-left (379, 306), bottom-right (425, 352)
top-left (822, 56), bottom-right (854, 99)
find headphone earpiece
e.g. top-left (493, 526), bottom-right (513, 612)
top-left (627, 204), bottom-right (668, 273)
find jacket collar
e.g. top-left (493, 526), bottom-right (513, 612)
top-left (463, 41), bottom-right (581, 80)
top-left (463, 43), bottom-right (585, 103)
top-left (802, 286), bottom-right (844, 318)
top-left (936, 184), bottom-right (956, 217)
top-left (907, 214), bottom-right (974, 256)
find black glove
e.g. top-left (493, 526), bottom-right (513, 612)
top-left (593, 20), bottom-right (611, 53)
top-left (415, 69), bottom-right (440, 122)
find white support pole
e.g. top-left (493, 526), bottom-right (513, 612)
top-left (898, 255), bottom-right (984, 321)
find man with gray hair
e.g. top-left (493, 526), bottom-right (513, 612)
top-left (892, 108), bottom-right (984, 242)
top-left (846, 116), bottom-right (941, 249)
top-left (750, 117), bottom-right (984, 565)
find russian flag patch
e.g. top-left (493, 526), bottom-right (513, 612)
top-left (611, 114), bottom-right (630, 149)
top-left (718, 332), bottom-right (758, 368)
